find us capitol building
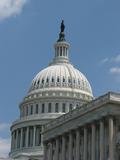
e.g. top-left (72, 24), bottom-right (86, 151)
top-left (9, 21), bottom-right (120, 160)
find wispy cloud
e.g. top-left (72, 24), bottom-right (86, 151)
top-left (101, 54), bottom-right (120, 64)
top-left (0, 137), bottom-right (10, 158)
top-left (112, 54), bottom-right (120, 63)
top-left (0, 0), bottom-right (29, 20)
top-left (110, 67), bottom-right (120, 74)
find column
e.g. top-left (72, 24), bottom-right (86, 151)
top-left (49, 141), bottom-right (53, 160)
top-left (41, 126), bottom-right (44, 147)
top-left (13, 131), bottom-right (15, 149)
top-left (15, 129), bottom-right (18, 149)
top-left (76, 129), bottom-right (80, 160)
top-left (44, 142), bottom-right (48, 160)
top-left (11, 132), bottom-right (13, 151)
top-left (83, 127), bottom-right (87, 160)
top-left (100, 120), bottom-right (104, 160)
top-left (109, 117), bottom-right (114, 160)
top-left (26, 127), bottom-right (29, 147)
top-left (33, 126), bottom-right (36, 146)
top-left (55, 138), bottom-right (59, 160)
top-left (68, 131), bottom-right (73, 160)
top-left (62, 135), bottom-right (66, 160)
top-left (91, 124), bottom-right (95, 160)
top-left (20, 128), bottom-right (23, 148)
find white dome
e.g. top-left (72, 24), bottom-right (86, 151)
top-left (29, 63), bottom-right (93, 96)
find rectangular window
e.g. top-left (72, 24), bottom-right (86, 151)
top-left (36, 104), bottom-right (38, 114)
top-left (30, 105), bottom-right (33, 115)
top-left (26, 106), bottom-right (28, 116)
top-left (55, 103), bottom-right (59, 113)
top-left (62, 103), bottom-right (66, 112)
top-left (48, 103), bottom-right (52, 113)
top-left (42, 104), bottom-right (45, 113)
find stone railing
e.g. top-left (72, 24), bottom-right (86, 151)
top-left (44, 92), bottom-right (120, 131)
top-left (12, 113), bottom-right (63, 126)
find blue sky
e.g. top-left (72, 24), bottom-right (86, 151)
top-left (0, 0), bottom-right (120, 157)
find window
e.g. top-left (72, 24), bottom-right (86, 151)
top-left (34, 81), bottom-right (36, 86)
top-left (36, 104), bottom-right (38, 114)
top-left (42, 104), bottom-right (45, 113)
top-left (62, 103), bottom-right (66, 112)
top-left (26, 106), bottom-right (28, 116)
top-left (57, 77), bottom-right (60, 82)
top-left (46, 78), bottom-right (49, 83)
top-left (68, 78), bottom-right (71, 83)
top-left (30, 105), bottom-right (33, 114)
top-left (37, 80), bottom-right (40, 85)
top-left (42, 79), bottom-right (44, 84)
top-left (55, 103), bottom-right (59, 112)
top-left (48, 103), bottom-right (52, 113)
top-left (52, 77), bottom-right (54, 83)
top-left (60, 47), bottom-right (62, 56)
top-left (63, 77), bottom-right (65, 82)
top-left (69, 104), bottom-right (73, 111)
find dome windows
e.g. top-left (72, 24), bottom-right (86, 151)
top-left (57, 77), bottom-right (60, 82)
top-left (46, 78), bottom-right (49, 83)
top-left (52, 77), bottom-right (54, 83)
top-left (42, 79), bottom-right (44, 84)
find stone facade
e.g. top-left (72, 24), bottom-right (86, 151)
top-left (43, 92), bottom-right (120, 160)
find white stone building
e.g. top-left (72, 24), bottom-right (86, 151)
top-left (42, 23), bottom-right (120, 160)
top-left (9, 21), bottom-right (93, 160)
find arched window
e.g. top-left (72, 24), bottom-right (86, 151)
top-left (46, 78), bottom-right (49, 83)
top-left (63, 77), bottom-right (65, 82)
top-left (57, 77), bottom-right (60, 82)
top-left (48, 103), bottom-right (52, 113)
top-left (34, 81), bottom-right (36, 86)
top-left (55, 103), bottom-right (59, 112)
top-left (52, 77), bottom-right (54, 83)
top-left (37, 80), bottom-right (40, 85)
top-left (42, 79), bottom-right (44, 84)
top-left (62, 103), bottom-right (66, 112)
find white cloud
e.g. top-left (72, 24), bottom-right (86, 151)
top-left (0, 137), bottom-right (10, 158)
top-left (0, 0), bottom-right (28, 20)
top-left (110, 67), bottom-right (120, 74)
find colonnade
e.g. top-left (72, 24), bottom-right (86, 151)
top-left (11, 125), bottom-right (42, 151)
top-left (44, 117), bottom-right (114, 160)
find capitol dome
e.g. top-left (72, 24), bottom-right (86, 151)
top-left (29, 62), bottom-right (92, 96)
top-left (10, 21), bottom-right (93, 160)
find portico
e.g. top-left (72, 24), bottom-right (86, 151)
top-left (43, 92), bottom-right (120, 160)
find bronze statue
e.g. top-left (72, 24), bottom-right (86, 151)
top-left (61, 20), bottom-right (65, 32)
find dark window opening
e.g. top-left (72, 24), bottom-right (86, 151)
top-left (42, 104), bottom-right (45, 113)
top-left (48, 103), bottom-right (52, 113)
top-left (55, 103), bottom-right (59, 112)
